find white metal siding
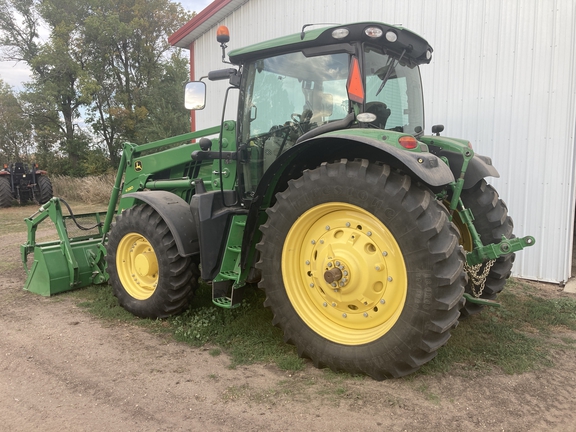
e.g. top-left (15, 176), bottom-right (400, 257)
top-left (191, 0), bottom-right (576, 283)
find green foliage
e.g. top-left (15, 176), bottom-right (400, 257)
top-left (0, 79), bottom-right (33, 161)
top-left (0, 0), bottom-right (193, 174)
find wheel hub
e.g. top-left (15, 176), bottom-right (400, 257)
top-left (134, 251), bottom-right (158, 278)
top-left (117, 233), bottom-right (159, 300)
top-left (282, 203), bottom-right (408, 345)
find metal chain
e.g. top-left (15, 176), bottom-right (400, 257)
top-left (464, 259), bottom-right (496, 298)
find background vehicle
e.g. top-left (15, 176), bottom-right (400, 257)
top-left (21, 22), bottom-right (534, 380)
top-left (0, 162), bottom-right (53, 208)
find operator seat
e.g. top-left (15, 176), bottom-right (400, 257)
top-left (365, 101), bottom-right (391, 129)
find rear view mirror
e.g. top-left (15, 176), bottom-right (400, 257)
top-left (184, 81), bottom-right (206, 110)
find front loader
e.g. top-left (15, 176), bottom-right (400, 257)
top-left (21, 22), bottom-right (534, 380)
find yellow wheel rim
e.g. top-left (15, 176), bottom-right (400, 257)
top-left (451, 210), bottom-right (474, 252)
top-left (282, 203), bottom-right (407, 345)
top-left (116, 232), bottom-right (159, 300)
top-left (443, 200), bottom-right (474, 251)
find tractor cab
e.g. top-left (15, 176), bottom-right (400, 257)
top-left (187, 22), bottom-right (436, 203)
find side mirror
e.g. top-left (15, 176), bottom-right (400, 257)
top-left (184, 81), bottom-right (206, 110)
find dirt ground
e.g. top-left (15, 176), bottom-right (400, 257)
top-left (1, 217), bottom-right (576, 431)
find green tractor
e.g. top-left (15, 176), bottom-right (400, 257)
top-left (0, 162), bottom-right (53, 207)
top-left (21, 22), bottom-right (534, 380)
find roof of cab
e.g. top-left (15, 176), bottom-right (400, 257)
top-left (228, 22), bottom-right (433, 66)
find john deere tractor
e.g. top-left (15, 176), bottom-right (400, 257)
top-left (0, 162), bottom-right (53, 208)
top-left (21, 22), bottom-right (534, 380)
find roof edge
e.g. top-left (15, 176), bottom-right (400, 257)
top-left (169, 0), bottom-right (245, 48)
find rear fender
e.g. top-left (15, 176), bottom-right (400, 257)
top-left (122, 191), bottom-right (199, 257)
top-left (419, 135), bottom-right (500, 188)
top-left (240, 133), bottom-right (454, 267)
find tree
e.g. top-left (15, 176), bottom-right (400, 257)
top-left (0, 0), bottom-right (89, 172)
top-left (81, 0), bottom-right (191, 165)
top-left (0, 0), bottom-right (193, 173)
top-left (0, 79), bottom-right (33, 161)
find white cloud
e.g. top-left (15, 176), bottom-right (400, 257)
top-left (0, 61), bottom-right (33, 90)
top-left (179, 0), bottom-right (213, 13)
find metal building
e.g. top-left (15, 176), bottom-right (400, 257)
top-left (169, 0), bottom-right (576, 285)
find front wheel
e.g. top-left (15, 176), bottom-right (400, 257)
top-left (0, 176), bottom-right (12, 208)
top-left (257, 159), bottom-right (466, 379)
top-left (106, 204), bottom-right (198, 318)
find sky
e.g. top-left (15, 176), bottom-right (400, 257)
top-left (0, 0), bottom-right (214, 90)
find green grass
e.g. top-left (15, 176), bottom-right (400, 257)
top-left (69, 282), bottom-right (305, 372)
top-left (418, 280), bottom-right (576, 376)
top-left (63, 278), bottom-right (576, 378)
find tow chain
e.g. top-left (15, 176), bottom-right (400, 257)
top-left (464, 259), bottom-right (496, 298)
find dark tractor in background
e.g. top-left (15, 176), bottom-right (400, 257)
top-left (0, 162), bottom-right (53, 208)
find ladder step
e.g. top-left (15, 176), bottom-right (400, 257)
top-left (219, 270), bottom-right (239, 280)
top-left (212, 297), bottom-right (240, 309)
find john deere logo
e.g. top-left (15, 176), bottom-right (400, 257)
top-left (134, 160), bottom-right (143, 172)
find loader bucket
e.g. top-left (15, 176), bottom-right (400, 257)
top-left (21, 198), bottom-right (109, 296)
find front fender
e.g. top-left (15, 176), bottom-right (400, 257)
top-left (122, 191), bottom-right (198, 257)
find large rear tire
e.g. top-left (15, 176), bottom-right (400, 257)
top-left (35, 175), bottom-right (53, 204)
top-left (256, 159), bottom-right (466, 379)
top-left (0, 176), bottom-right (12, 208)
top-left (106, 204), bottom-right (198, 318)
top-left (455, 180), bottom-right (515, 316)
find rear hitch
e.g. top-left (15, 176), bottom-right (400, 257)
top-left (463, 293), bottom-right (501, 307)
top-left (466, 235), bottom-right (536, 267)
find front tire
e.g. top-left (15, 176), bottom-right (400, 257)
top-left (0, 176), bottom-right (12, 208)
top-left (106, 204), bottom-right (198, 318)
top-left (257, 159), bottom-right (466, 379)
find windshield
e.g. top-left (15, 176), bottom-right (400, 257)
top-left (239, 51), bottom-right (350, 197)
top-left (237, 47), bottom-right (424, 198)
top-left (364, 46), bottom-right (425, 135)
top-left (240, 51), bottom-right (350, 142)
